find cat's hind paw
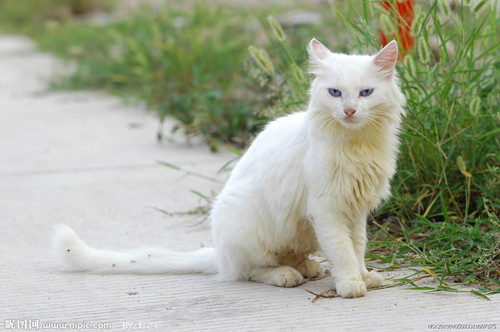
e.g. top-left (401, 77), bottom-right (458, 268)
top-left (250, 266), bottom-right (304, 288)
top-left (271, 267), bottom-right (304, 287)
top-left (335, 279), bottom-right (367, 298)
top-left (362, 270), bottom-right (383, 288)
top-left (295, 259), bottom-right (323, 279)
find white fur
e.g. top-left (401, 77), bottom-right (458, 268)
top-left (53, 39), bottom-right (405, 298)
top-left (53, 224), bottom-right (216, 274)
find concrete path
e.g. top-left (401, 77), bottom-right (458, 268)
top-left (0, 36), bottom-right (498, 332)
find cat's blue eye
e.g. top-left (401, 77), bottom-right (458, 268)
top-left (360, 88), bottom-right (374, 97)
top-left (328, 88), bottom-right (342, 97)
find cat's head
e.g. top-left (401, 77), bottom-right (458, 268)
top-left (307, 39), bottom-right (405, 131)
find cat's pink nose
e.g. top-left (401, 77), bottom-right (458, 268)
top-left (344, 108), bottom-right (356, 117)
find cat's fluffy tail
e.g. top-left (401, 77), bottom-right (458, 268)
top-left (52, 224), bottom-right (217, 275)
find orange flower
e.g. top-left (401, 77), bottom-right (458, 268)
top-left (379, 0), bottom-right (415, 58)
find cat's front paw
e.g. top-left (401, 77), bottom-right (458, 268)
top-left (336, 279), bottom-right (367, 298)
top-left (362, 270), bottom-right (383, 288)
top-left (296, 259), bottom-right (323, 279)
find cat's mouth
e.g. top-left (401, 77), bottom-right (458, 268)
top-left (344, 116), bottom-right (357, 123)
top-left (341, 116), bottom-right (365, 128)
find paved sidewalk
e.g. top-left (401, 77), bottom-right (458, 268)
top-left (0, 36), bottom-right (498, 332)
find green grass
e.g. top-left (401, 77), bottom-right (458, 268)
top-left (0, 0), bottom-right (498, 296)
top-left (0, 1), bottom-right (272, 148)
top-left (0, 0), bottom-right (114, 34)
top-left (367, 198), bottom-right (499, 298)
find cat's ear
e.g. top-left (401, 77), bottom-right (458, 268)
top-left (307, 38), bottom-right (331, 75)
top-left (307, 38), bottom-right (331, 61)
top-left (373, 40), bottom-right (398, 79)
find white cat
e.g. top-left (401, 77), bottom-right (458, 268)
top-left (54, 39), bottom-right (405, 298)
